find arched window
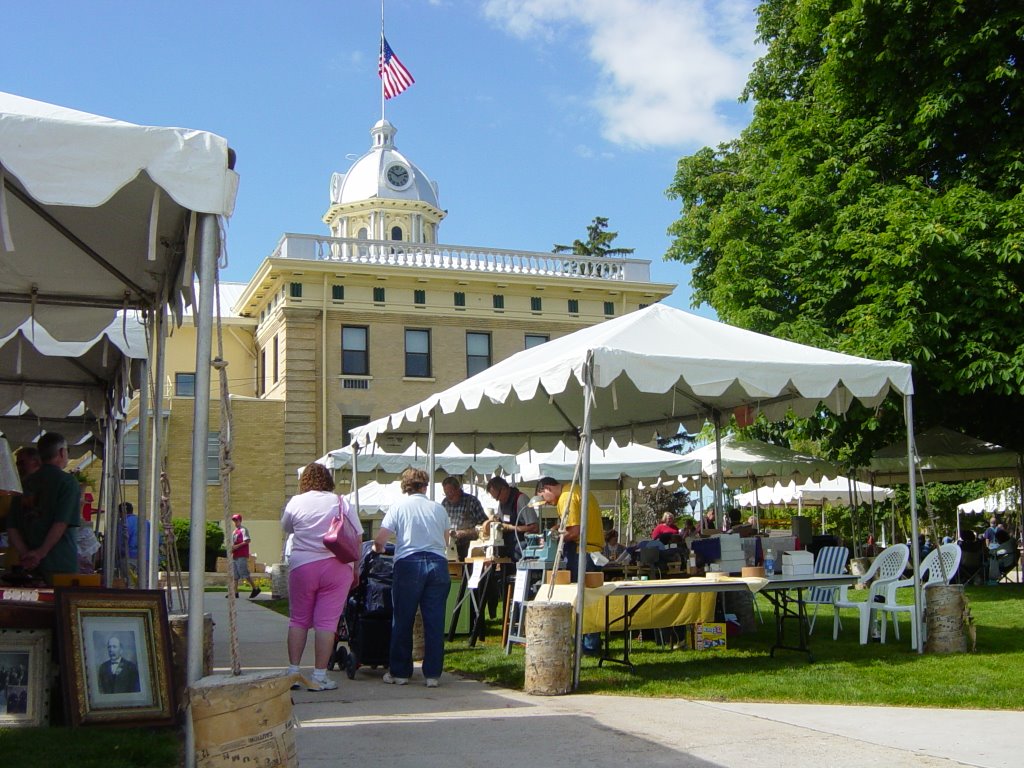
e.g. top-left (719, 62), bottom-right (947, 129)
top-left (390, 225), bottom-right (403, 241)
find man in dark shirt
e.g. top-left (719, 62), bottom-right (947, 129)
top-left (97, 635), bottom-right (141, 694)
top-left (441, 476), bottom-right (486, 561)
top-left (9, 433), bottom-right (80, 579)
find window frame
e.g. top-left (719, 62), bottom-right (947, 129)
top-left (404, 328), bottom-right (432, 378)
top-left (341, 325), bottom-right (370, 375)
top-left (174, 372), bottom-right (196, 397)
top-left (466, 331), bottom-right (492, 378)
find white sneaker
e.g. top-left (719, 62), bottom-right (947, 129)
top-left (307, 677), bottom-right (338, 691)
top-left (425, 678), bottom-right (439, 688)
top-left (382, 672), bottom-right (408, 685)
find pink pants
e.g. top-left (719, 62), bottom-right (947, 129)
top-left (288, 557), bottom-right (353, 631)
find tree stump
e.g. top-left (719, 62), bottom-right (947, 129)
top-left (524, 601), bottom-right (572, 695)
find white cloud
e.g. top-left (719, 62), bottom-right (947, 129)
top-left (482, 0), bottom-right (761, 149)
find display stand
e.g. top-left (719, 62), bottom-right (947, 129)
top-left (504, 560), bottom-right (548, 653)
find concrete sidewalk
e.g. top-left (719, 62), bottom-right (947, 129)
top-left (204, 592), bottom-right (1015, 768)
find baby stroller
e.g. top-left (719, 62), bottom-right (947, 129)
top-left (330, 541), bottom-right (394, 679)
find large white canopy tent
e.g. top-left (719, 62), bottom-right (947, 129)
top-left (735, 476), bottom-right (894, 508)
top-left (317, 442), bottom-right (519, 477)
top-left (350, 303), bottom-right (920, 677)
top-left (515, 438), bottom-right (702, 488)
top-left (1, 92), bottom-right (237, 757)
top-left (957, 489), bottom-right (1020, 516)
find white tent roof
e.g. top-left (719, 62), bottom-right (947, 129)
top-left (516, 439), bottom-right (701, 488)
top-left (352, 304), bottom-right (913, 453)
top-left (674, 434), bottom-right (839, 485)
top-left (0, 91), bottom-right (238, 340)
top-left (346, 480), bottom-right (488, 516)
top-left (735, 475), bottom-right (893, 508)
top-left (317, 442), bottom-right (518, 477)
top-left (957, 489), bottom-right (1020, 515)
top-left (869, 426), bottom-right (1021, 484)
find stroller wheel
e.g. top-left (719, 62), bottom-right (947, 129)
top-left (330, 645), bottom-right (348, 672)
top-left (345, 652), bottom-right (357, 680)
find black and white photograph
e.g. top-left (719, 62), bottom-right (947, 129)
top-left (81, 615), bottom-right (154, 710)
top-left (0, 629), bottom-right (51, 727)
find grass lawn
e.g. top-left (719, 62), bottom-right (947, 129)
top-left (441, 583), bottom-right (1024, 709)
top-left (0, 726), bottom-right (181, 768)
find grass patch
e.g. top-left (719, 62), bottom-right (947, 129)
top-left (443, 584), bottom-right (1024, 709)
top-left (0, 726), bottom-right (181, 768)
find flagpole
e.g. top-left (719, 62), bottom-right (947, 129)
top-left (380, 0), bottom-right (386, 122)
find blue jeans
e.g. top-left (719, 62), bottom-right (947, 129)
top-left (390, 552), bottom-right (451, 679)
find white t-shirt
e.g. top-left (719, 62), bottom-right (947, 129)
top-left (281, 490), bottom-right (362, 571)
top-left (380, 493), bottom-right (449, 562)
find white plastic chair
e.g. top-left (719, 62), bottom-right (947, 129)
top-left (832, 544), bottom-right (909, 644)
top-left (877, 543), bottom-right (962, 647)
top-left (805, 546), bottom-right (850, 634)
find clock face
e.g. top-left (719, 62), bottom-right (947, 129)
top-left (386, 163), bottom-right (410, 188)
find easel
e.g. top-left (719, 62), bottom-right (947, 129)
top-left (503, 560), bottom-right (548, 653)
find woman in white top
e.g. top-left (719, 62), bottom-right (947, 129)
top-left (372, 468), bottom-right (451, 687)
top-left (281, 463), bottom-right (362, 691)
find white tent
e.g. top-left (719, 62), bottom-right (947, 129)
top-left (957, 489), bottom-right (1019, 516)
top-left (347, 480), bottom-right (488, 516)
top-left (351, 304), bottom-right (921, 674)
top-left (735, 476), bottom-right (893, 508)
top-left (1, 92), bottom-right (237, 745)
top-left (515, 439), bottom-right (701, 488)
top-left (318, 442), bottom-right (519, 477)
top-left (675, 434), bottom-right (837, 486)
top-left (869, 426), bottom-right (1021, 484)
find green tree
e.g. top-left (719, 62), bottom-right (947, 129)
top-left (553, 216), bottom-right (635, 257)
top-left (665, 1), bottom-right (1024, 455)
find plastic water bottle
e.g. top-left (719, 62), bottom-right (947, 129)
top-left (764, 548), bottom-right (775, 576)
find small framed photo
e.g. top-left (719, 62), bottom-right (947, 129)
top-left (0, 628), bottom-right (52, 727)
top-left (57, 589), bottom-right (175, 727)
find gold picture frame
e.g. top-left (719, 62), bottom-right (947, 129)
top-left (56, 589), bottom-right (175, 727)
top-left (0, 628), bottom-right (51, 727)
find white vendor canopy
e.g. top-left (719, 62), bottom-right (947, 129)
top-left (735, 476), bottom-right (893, 508)
top-left (351, 303), bottom-right (922, 675)
top-left (515, 438), bottom-right (702, 489)
top-left (317, 442), bottom-right (519, 478)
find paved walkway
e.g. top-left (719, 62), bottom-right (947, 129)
top-left (203, 592), bottom-right (1016, 768)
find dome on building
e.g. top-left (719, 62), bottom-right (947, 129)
top-left (329, 120), bottom-right (439, 209)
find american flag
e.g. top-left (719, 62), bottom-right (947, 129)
top-left (379, 36), bottom-right (414, 100)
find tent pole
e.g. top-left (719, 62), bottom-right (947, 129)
top-left (713, 413), bottom-right (725, 528)
top-left (573, 355), bottom-right (595, 690)
top-left (101, 417), bottom-right (117, 588)
top-left (185, 213), bottom-right (219, 768)
top-left (352, 444), bottom-right (360, 521)
top-left (427, 412), bottom-right (435, 500)
top-left (148, 306), bottom-right (167, 594)
top-left (904, 394), bottom-right (923, 654)
top-left (136, 353), bottom-right (150, 588)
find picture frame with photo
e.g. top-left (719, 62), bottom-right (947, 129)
top-left (0, 628), bottom-right (51, 727)
top-left (56, 588), bottom-right (175, 727)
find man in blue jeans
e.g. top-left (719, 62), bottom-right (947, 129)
top-left (373, 468), bottom-right (452, 687)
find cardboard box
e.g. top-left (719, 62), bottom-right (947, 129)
top-left (782, 564), bottom-right (815, 576)
top-left (782, 550), bottom-right (813, 567)
top-left (693, 621), bottom-right (727, 651)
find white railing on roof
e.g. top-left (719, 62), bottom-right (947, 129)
top-left (271, 234), bottom-right (652, 282)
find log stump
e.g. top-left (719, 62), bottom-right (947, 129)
top-left (524, 601), bottom-right (572, 696)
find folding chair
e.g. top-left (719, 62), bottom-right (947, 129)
top-left (805, 546), bottom-right (849, 634)
top-left (832, 544), bottom-right (909, 644)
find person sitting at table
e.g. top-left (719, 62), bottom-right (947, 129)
top-left (991, 529), bottom-right (1018, 575)
top-left (701, 507), bottom-right (718, 533)
top-left (651, 513), bottom-right (680, 542)
top-left (679, 518), bottom-right (697, 539)
top-left (982, 516), bottom-right (1000, 546)
top-left (602, 529), bottom-right (629, 563)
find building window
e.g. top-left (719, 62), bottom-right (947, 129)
top-left (414, 289), bottom-right (426, 305)
top-left (342, 415), bottom-right (371, 447)
top-left (357, 227), bottom-right (368, 239)
top-left (639, 303), bottom-right (649, 309)
top-left (207, 432), bottom-right (220, 484)
top-left (525, 334), bottom-right (549, 349)
top-left (258, 350), bottom-right (266, 396)
top-left (289, 282), bottom-right (303, 298)
top-left (454, 291), bottom-right (466, 307)
top-left (604, 301), bottom-right (615, 316)
top-left (492, 294), bottom-right (504, 310)
top-left (342, 326), bottom-right (369, 375)
top-left (332, 284), bottom-right (344, 301)
top-left (390, 225), bottom-right (403, 240)
top-left (530, 296), bottom-right (542, 312)
top-left (273, 335), bottom-right (279, 383)
top-left (568, 299), bottom-right (579, 315)
top-left (373, 286), bottom-right (386, 303)
top-left (175, 372), bottom-right (196, 397)
top-left (121, 429), bottom-right (139, 481)
top-left (405, 329), bottom-right (431, 377)
top-left (467, 332), bottom-right (491, 377)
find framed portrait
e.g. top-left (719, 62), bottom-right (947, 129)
top-left (57, 589), bottom-right (175, 727)
top-left (0, 628), bottom-right (51, 727)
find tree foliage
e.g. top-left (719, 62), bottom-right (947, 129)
top-left (665, 0), bottom-right (1024, 454)
top-left (553, 216), bottom-right (636, 257)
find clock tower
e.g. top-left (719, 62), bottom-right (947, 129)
top-left (323, 119), bottom-right (445, 244)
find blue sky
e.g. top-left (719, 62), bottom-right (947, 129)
top-left (3, 1), bottom-right (761, 314)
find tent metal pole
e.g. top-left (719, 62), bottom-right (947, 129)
top-left (904, 394), bottom-right (923, 654)
top-left (148, 307), bottom-right (166, 593)
top-left (185, 213), bottom-right (218, 768)
top-left (101, 418), bottom-right (117, 588)
top-left (136, 354), bottom-right (150, 588)
top-left (573, 354), bottom-right (594, 690)
top-left (427, 413), bottom-right (435, 500)
top-left (713, 413), bottom-right (725, 528)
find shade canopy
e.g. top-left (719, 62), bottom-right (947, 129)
top-left (674, 435), bottom-right (839, 486)
top-left (317, 442), bottom-right (519, 478)
top-left (957, 489), bottom-right (1020, 515)
top-left (735, 475), bottom-right (893, 508)
top-left (346, 480), bottom-right (487, 516)
top-left (352, 304), bottom-right (913, 453)
top-left (869, 426), bottom-right (1021, 484)
top-left (515, 439), bottom-right (702, 489)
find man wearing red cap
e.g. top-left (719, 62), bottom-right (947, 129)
top-left (229, 514), bottom-right (260, 599)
